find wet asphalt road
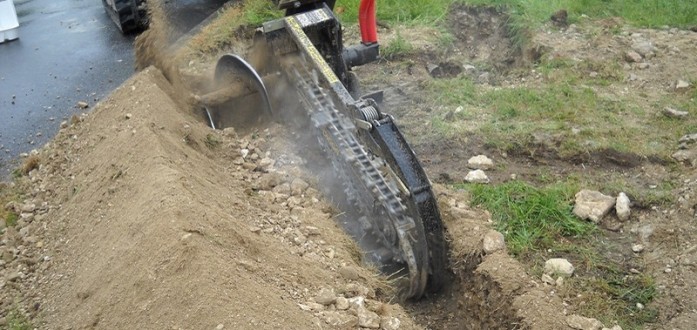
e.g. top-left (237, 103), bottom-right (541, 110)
top-left (0, 0), bottom-right (229, 178)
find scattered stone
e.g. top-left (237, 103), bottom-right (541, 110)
top-left (465, 170), bottom-right (490, 184)
top-left (637, 62), bottom-right (650, 70)
top-left (624, 51), bottom-right (642, 63)
top-left (427, 61), bottom-right (462, 78)
top-left (290, 178), bottom-right (310, 196)
top-left (338, 266), bottom-right (361, 281)
top-left (322, 311), bottom-right (358, 327)
top-left (663, 107), bottom-right (689, 118)
top-left (632, 244), bottom-right (645, 253)
top-left (636, 303), bottom-right (644, 310)
top-left (347, 296), bottom-right (365, 308)
top-left (615, 192), bottom-right (631, 221)
top-left (675, 80), bottom-right (691, 90)
top-left (602, 326), bottom-right (623, 330)
top-left (672, 149), bottom-right (697, 166)
top-left (380, 317), bottom-right (401, 330)
top-left (215, 324), bottom-right (224, 330)
top-left (544, 258), bottom-right (575, 277)
top-left (631, 41), bottom-right (656, 58)
top-left (589, 71), bottom-right (598, 78)
top-left (566, 314), bottom-right (604, 330)
top-left (541, 273), bottom-right (555, 285)
top-left (573, 190), bottom-right (615, 223)
top-left (6, 271), bottom-right (21, 282)
top-left (21, 203), bottom-right (36, 213)
top-left (482, 230), bottom-right (506, 254)
top-left (258, 157), bottom-right (275, 171)
top-left (314, 289), bottom-right (337, 306)
top-left (463, 64), bottom-right (476, 72)
top-left (335, 297), bottom-right (350, 310)
top-left (76, 101), bottom-right (89, 109)
top-left (357, 307), bottom-right (381, 329)
top-left (679, 133), bottom-right (697, 145)
top-left (257, 173), bottom-right (284, 191)
top-left (555, 276), bottom-right (564, 287)
top-left (467, 155), bottom-right (494, 170)
top-left (125, 113), bottom-right (133, 119)
top-left (272, 183), bottom-right (292, 196)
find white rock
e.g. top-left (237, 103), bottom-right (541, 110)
top-left (467, 155), bottom-right (494, 170)
top-left (465, 170), bottom-right (490, 184)
top-left (356, 307), bottom-right (381, 329)
top-left (541, 273), bottom-right (555, 285)
top-left (290, 178), bottom-right (310, 196)
top-left (322, 311), bottom-right (358, 327)
top-left (631, 41), bottom-right (656, 58)
top-left (663, 107), bottom-right (689, 118)
top-left (314, 288), bottom-right (336, 306)
top-left (632, 244), bottom-right (645, 253)
top-left (544, 258), bottom-right (575, 277)
top-left (676, 80), bottom-right (690, 90)
top-left (615, 192), bottom-right (631, 221)
top-left (573, 190), bottom-right (615, 223)
top-left (380, 317), bottom-right (401, 330)
top-left (566, 314), bottom-right (604, 330)
top-left (482, 230), bottom-right (506, 253)
top-left (335, 297), bottom-right (350, 310)
top-left (624, 50), bottom-right (642, 63)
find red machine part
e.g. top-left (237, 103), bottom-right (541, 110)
top-left (358, 0), bottom-right (377, 44)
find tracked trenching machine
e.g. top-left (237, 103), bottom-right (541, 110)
top-left (202, 0), bottom-right (449, 300)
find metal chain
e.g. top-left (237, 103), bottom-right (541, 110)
top-left (287, 60), bottom-right (426, 298)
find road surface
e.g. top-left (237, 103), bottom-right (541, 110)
top-left (0, 0), bottom-right (228, 178)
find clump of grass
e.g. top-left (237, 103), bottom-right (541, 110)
top-left (6, 307), bottom-right (32, 330)
top-left (381, 32), bottom-right (415, 60)
top-left (189, 0), bottom-right (282, 54)
top-left (561, 270), bottom-right (658, 329)
top-left (204, 133), bottom-right (222, 149)
top-left (464, 180), bottom-right (595, 256)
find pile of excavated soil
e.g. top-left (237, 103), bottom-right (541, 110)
top-left (2, 67), bottom-right (421, 329)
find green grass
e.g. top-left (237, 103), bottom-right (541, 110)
top-left (5, 308), bottom-right (32, 330)
top-left (464, 0), bottom-right (696, 28)
top-left (188, 0), bottom-right (282, 54)
top-left (462, 179), bottom-right (657, 328)
top-left (381, 32), bottom-right (415, 59)
top-left (464, 180), bottom-right (596, 256)
top-left (337, 0), bottom-right (696, 28)
top-left (564, 269), bottom-right (658, 329)
top-left (427, 64), bottom-right (697, 158)
top-left (336, 0), bottom-right (452, 24)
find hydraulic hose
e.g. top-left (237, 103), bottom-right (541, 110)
top-left (358, 0), bottom-right (377, 44)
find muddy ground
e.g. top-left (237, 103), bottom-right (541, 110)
top-left (1, 2), bottom-right (697, 330)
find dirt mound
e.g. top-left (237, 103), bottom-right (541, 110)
top-left (3, 67), bottom-right (422, 329)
